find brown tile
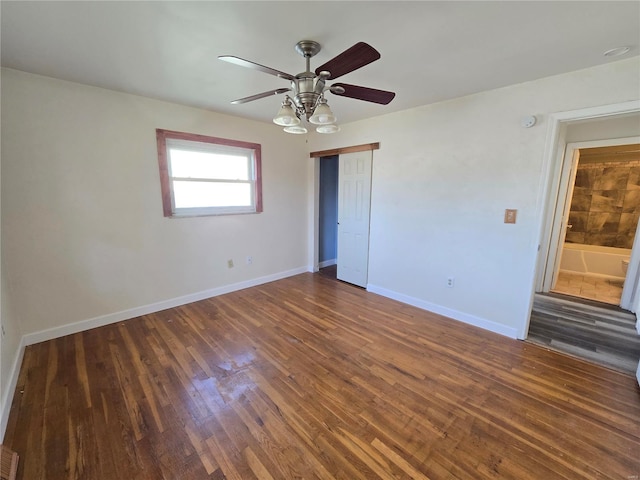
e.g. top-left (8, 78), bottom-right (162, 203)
top-left (574, 167), bottom-right (599, 189)
top-left (615, 234), bottom-right (635, 249)
top-left (565, 272), bottom-right (584, 282)
top-left (622, 190), bottom-right (640, 213)
top-left (594, 166), bottom-right (629, 190)
top-left (590, 190), bottom-right (624, 213)
top-left (570, 192), bottom-right (592, 212)
top-left (565, 231), bottom-right (585, 244)
top-left (618, 212), bottom-right (639, 235)
top-left (554, 285), bottom-right (583, 296)
top-left (627, 166), bottom-right (640, 190)
top-left (568, 212), bottom-right (588, 232)
top-left (585, 232), bottom-right (617, 247)
top-left (586, 212), bottom-right (621, 234)
top-left (552, 271), bottom-right (622, 305)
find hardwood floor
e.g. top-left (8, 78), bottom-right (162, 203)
top-left (4, 272), bottom-right (640, 479)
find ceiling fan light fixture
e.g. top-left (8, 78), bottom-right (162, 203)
top-left (222, 40), bottom-right (395, 131)
top-left (316, 124), bottom-right (340, 134)
top-left (273, 98), bottom-right (300, 126)
top-left (309, 99), bottom-right (336, 125)
top-left (283, 125), bottom-right (308, 134)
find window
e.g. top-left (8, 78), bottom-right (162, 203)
top-left (156, 129), bottom-right (262, 217)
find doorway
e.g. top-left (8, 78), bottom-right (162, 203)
top-left (548, 142), bottom-right (640, 306)
top-left (527, 103), bottom-right (640, 374)
top-left (535, 108), bottom-right (640, 312)
top-left (317, 151), bottom-right (373, 287)
top-left (318, 155), bottom-right (339, 272)
top-left (312, 143), bottom-right (378, 288)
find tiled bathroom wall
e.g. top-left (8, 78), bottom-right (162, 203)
top-left (567, 161), bottom-right (640, 249)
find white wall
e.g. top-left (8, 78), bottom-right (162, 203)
top-left (565, 112), bottom-right (640, 143)
top-left (0, 68), bottom-right (311, 436)
top-left (0, 122), bottom-right (26, 438)
top-left (309, 57), bottom-right (640, 339)
top-left (1, 248), bottom-right (24, 438)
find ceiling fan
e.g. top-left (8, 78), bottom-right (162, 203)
top-left (219, 40), bottom-right (395, 134)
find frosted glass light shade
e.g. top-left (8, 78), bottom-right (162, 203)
top-left (283, 125), bottom-right (308, 134)
top-left (309, 102), bottom-right (336, 125)
top-left (273, 102), bottom-right (300, 126)
top-left (316, 124), bottom-right (340, 134)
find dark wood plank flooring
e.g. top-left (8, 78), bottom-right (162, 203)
top-left (4, 272), bottom-right (640, 479)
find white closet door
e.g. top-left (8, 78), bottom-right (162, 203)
top-left (337, 151), bottom-right (372, 288)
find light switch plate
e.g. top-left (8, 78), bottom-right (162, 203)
top-left (504, 209), bottom-right (517, 224)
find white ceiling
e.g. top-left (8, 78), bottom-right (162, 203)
top-left (2, 1), bottom-right (639, 125)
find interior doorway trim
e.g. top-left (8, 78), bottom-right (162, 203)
top-left (538, 136), bottom-right (640, 300)
top-left (534, 100), bottom-right (640, 296)
top-left (310, 142), bottom-right (379, 274)
top-left (309, 142), bottom-right (379, 158)
top-left (522, 100), bottom-right (640, 339)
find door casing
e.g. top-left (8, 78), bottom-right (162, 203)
top-left (526, 100), bottom-right (640, 339)
top-left (540, 136), bottom-right (640, 302)
top-left (310, 143), bottom-right (379, 276)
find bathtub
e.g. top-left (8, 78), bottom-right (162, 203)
top-left (559, 243), bottom-right (630, 280)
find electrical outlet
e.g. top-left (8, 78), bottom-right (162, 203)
top-left (246, 256), bottom-right (253, 265)
top-left (227, 259), bottom-right (234, 268)
top-left (447, 277), bottom-right (455, 288)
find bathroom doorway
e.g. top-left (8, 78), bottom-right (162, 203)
top-left (529, 106), bottom-right (640, 375)
top-left (536, 110), bottom-right (640, 306)
top-left (550, 143), bottom-right (640, 306)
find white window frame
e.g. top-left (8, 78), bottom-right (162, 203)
top-left (156, 129), bottom-right (262, 217)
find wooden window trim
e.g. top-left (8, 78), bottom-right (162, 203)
top-left (309, 142), bottom-right (379, 158)
top-left (156, 129), bottom-right (262, 217)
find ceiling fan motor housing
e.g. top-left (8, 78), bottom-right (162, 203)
top-left (292, 72), bottom-right (323, 119)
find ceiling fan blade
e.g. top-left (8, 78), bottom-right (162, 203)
top-left (330, 83), bottom-right (395, 105)
top-left (314, 42), bottom-right (380, 80)
top-left (219, 55), bottom-right (295, 81)
top-left (231, 88), bottom-right (291, 104)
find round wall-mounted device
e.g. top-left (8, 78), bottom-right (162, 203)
top-left (521, 115), bottom-right (537, 128)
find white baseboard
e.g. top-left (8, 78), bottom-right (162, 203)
top-left (24, 266), bottom-right (307, 346)
top-left (1, 335), bottom-right (26, 442)
top-left (318, 259), bottom-right (336, 269)
top-left (366, 284), bottom-right (519, 339)
top-left (1, 266), bottom-right (307, 441)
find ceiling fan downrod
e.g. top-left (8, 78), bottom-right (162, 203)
top-left (292, 40), bottom-right (325, 120)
